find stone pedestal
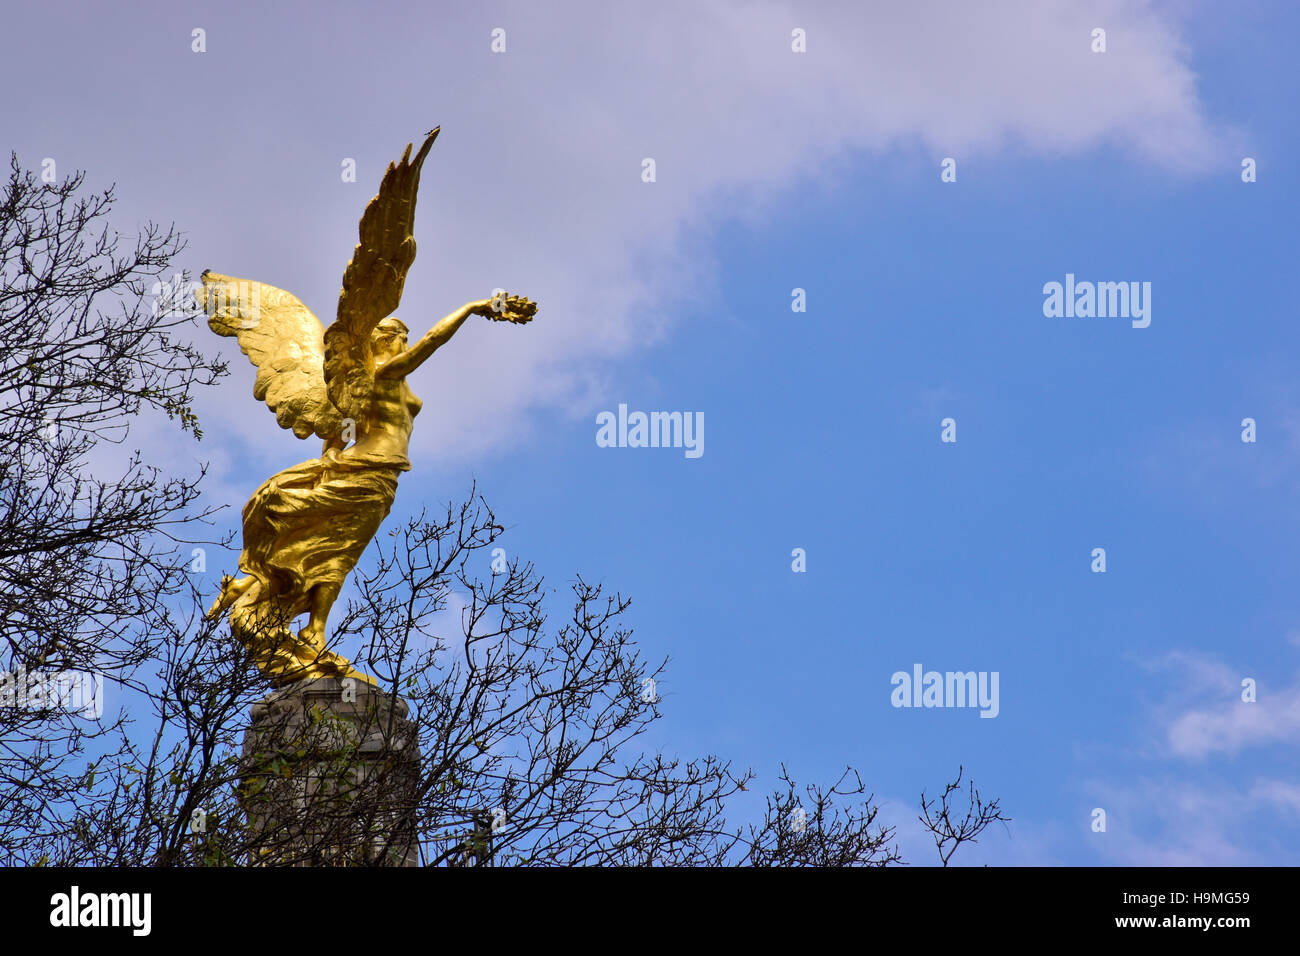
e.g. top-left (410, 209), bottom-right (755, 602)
top-left (239, 677), bottom-right (420, 866)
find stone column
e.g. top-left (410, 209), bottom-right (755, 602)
top-left (239, 677), bottom-right (420, 866)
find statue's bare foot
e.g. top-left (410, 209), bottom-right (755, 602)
top-left (336, 662), bottom-right (379, 688)
top-left (297, 646), bottom-right (379, 687)
top-left (292, 624), bottom-right (377, 687)
top-left (297, 621), bottom-right (326, 651)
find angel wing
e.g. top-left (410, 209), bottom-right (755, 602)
top-left (324, 127), bottom-right (439, 425)
top-left (197, 271), bottom-right (345, 440)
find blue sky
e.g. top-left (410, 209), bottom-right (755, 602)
top-left (4, 0), bottom-right (1298, 864)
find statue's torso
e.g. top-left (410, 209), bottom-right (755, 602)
top-left (344, 376), bottom-right (422, 464)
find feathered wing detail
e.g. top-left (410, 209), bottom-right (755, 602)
top-left (197, 271), bottom-right (345, 440)
top-left (324, 127), bottom-right (439, 425)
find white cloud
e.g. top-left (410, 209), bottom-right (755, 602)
top-left (1250, 779), bottom-right (1300, 817)
top-left (1140, 650), bottom-right (1300, 759)
top-left (1088, 776), bottom-right (1268, 866)
top-left (1167, 684), bottom-right (1300, 758)
top-left (1083, 648), bottom-right (1300, 864)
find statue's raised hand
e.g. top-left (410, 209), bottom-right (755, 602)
top-left (473, 292), bottom-right (537, 324)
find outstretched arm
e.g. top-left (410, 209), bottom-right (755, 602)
top-left (377, 301), bottom-right (479, 380)
top-left (377, 293), bottom-right (537, 379)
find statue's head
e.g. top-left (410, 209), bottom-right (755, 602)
top-left (372, 317), bottom-right (409, 358)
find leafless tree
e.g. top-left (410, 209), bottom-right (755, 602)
top-left (0, 152), bottom-right (226, 857)
top-left (919, 764), bottom-right (1011, 866)
top-left (738, 765), bottom-right (902, 866)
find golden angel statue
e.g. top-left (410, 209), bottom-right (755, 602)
top-left (199, 128), bottom-right (536, 686)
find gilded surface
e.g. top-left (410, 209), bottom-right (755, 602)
top-left (201, 129), bottom-right (537, 685)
